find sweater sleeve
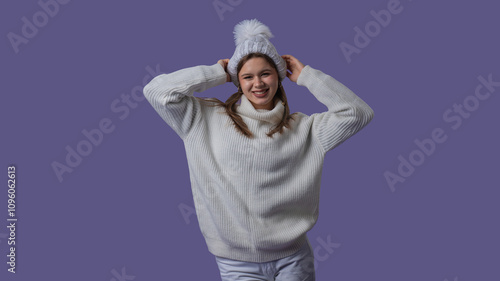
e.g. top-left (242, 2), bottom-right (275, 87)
top-left (143, 63), bottom-right (227, 140)
top-left (296, 65), bottom-right (374, 153)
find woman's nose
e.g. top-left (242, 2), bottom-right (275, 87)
top-left (254, 78), bottom-right (264, 86)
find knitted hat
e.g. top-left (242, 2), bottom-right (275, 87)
top-left (227, 19), bottom-right (287, 87)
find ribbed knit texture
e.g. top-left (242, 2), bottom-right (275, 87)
top-left (143, 63), bottom-right (374, 262)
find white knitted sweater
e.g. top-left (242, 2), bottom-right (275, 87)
top-left (143, 63), bottom-right (374, 262)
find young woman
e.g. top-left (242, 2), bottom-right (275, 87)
top-left (143, 19), bottom-right (374, 281)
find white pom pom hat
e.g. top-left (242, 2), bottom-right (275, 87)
top-left (227, 19), bottom-right (287, 87)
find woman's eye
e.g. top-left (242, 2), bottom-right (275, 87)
top-left (262, 73), bottom-right (269, 76)
top-left (244, 76), bottom-right (251, 79)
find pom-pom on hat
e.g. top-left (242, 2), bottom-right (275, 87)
top-left (227, 19), bottom-right (287, 87)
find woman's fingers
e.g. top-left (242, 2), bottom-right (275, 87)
top-left (282, 54), bottom-right (295, 63)
top-left (217, 59), bottom-right (231, 82)
top-left (282, 55), bottom-right (299, 70)
top-left (281, 54), bottom-right (304, 83)
top-left (217, 58), bottom-right (230, 67)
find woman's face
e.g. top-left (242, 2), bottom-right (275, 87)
top-left (238, 57), bottom-right (279, 110)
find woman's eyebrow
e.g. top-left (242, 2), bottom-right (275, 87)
top-left (240, 69), bottom-right (273, 76)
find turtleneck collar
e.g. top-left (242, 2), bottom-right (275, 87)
top-left (236, 94), bottom-right (284, 124)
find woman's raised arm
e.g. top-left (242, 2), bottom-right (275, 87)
top-left (143, 63), bottom-right (227, 140)
top-left (293, 61), bottom-right (374, 153)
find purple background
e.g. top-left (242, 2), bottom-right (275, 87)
top-left (1, 0), bottom-right (499, 280)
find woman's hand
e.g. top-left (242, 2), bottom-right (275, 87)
top-left (282, 54), bottom-right (305, 83)
top-left (217, 59), bottom-right (231, 82)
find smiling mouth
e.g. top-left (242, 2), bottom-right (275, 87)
top-left (252, 89), bottom-right (269, 97)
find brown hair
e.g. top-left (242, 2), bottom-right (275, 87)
top-left (200, 52), bottom-right (297, 138)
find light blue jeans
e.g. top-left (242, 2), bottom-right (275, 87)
top-left (214, 239), bottom-right (316, 281)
